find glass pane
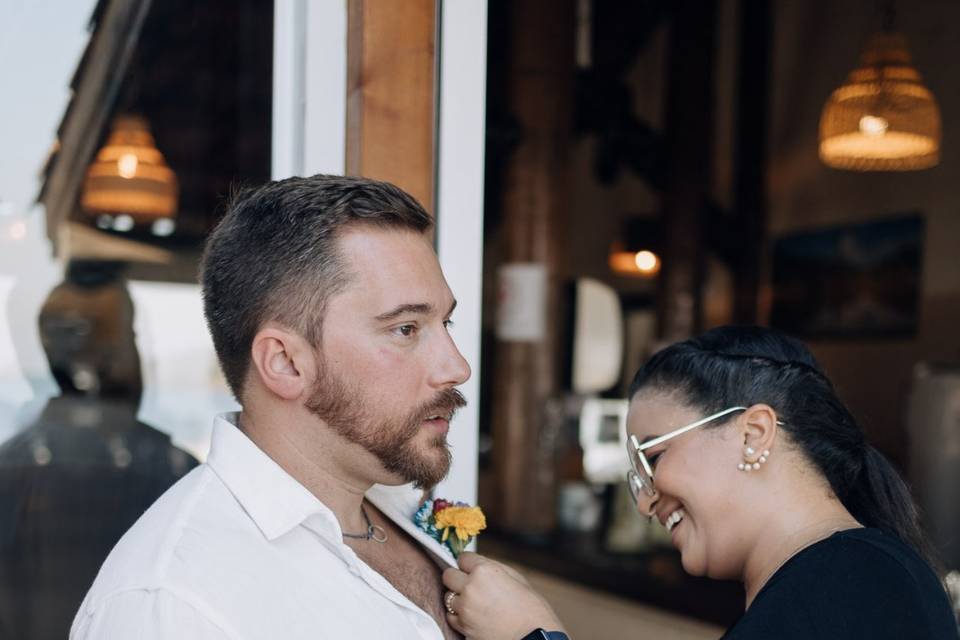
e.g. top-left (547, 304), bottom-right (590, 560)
top-left (0, 2), bottom-right (273, 637)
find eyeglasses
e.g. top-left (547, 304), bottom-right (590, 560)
top-left (626, 406), bottom-right (748, 505)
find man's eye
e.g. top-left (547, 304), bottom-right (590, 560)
top-left (647, 452), bottom-right (663, 468)
top-left (395, 324), bottom-right (417, 337)
top-left (443, 319), bottom-right (455, 330)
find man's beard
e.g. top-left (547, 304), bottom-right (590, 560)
top-left (305, 360), bottom-right (466, 489)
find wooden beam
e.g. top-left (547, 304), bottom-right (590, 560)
top-left (732, 0), bottom-right (772, 324)
top-left (346, 0), bottom-right (436, 213)
top-left (657, 0), bottom-right (718, 340)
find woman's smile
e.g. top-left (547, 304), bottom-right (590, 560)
top-left (664, 507), bottom-right (685, 534)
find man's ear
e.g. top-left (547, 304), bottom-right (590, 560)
top-left (249, 326), bottom-right (315, 401)
top-left (738, 403), bottom-right (779, 465)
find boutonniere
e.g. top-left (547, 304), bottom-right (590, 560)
top-left (413, 498), bottom-right (486, 558)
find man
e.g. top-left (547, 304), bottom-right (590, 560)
top-left (71, 176), bottom-right (471, 639)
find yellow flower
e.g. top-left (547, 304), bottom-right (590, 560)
top-left (434, 506), bottom-right (487, 542)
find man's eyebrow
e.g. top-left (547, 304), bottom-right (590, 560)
top-left (641, 435), bottom-right (660, 445)
top-left (375, 303), bottom-right (433, 322)
top-left (374, 299), bottom-right (458, 322)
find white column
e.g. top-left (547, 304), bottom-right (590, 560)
top-left (303, 1), bottom-right (347, 176)
top-left (273, 0), bottom-right (347, 179)
top-left (433, 0), bottom-right (488, 505)
top-left (272, 0), bottom-right (306, 179)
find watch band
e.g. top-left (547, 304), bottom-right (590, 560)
top-left (520, 629), bottom-right (570, 640)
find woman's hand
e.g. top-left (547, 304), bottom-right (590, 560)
top-left (442, 552), bottom-right (566, 640)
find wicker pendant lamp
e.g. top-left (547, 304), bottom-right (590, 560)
top-left (81, 115), bottom-right (178, 221)
top-left (819, 8), bottom-right (941, 171)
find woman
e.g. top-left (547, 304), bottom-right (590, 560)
top-left (442, 326), bottom-right (959, 640)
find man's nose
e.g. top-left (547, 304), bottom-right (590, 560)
top-left (434, 330), bottom-right (471, 387)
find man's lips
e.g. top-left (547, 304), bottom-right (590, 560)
top-left (422, 415), bottom-right (451, 433)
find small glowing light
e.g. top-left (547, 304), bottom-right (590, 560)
top-left (634, 250), bottom-right (659, 273)
top-left (858, 115), bottom-right (889, 137)
top-left (112, 214), bottom-right (135, 232)
top-left (151, 217), bottom-right (176, 237)
top-left (117, 153), bottom-right (139, 178)
top-left (9, 221), bottom-right (27, 241)
top-left (96, 215), bottom-right (113, 229)
top-left (609, 248), bottom-right (661, 277)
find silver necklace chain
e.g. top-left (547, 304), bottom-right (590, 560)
top-left (341, 505), bottom-right (388, 543)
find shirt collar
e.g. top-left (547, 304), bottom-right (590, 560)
top-left (206, 413), bottom-right (461, 567)
top-left (366, 484), bottom-right (458, 568)
top-left (206, 412), bottom-right (339, 541)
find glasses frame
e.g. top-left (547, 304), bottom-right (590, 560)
top-left (627, 406), bottom-right (748, 501)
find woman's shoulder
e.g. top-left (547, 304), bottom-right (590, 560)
top-left (799, 527), bottom-right (939, 589)
top-left (776, 527), bottom-right (947, 604)
top-left (724, 528), bottom-right (958, 640)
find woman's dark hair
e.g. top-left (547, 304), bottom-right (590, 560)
top-left (629, 325), bottom-right (937, 569)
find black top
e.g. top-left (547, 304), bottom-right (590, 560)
top-left (723, 527), bottom-right (959, 639)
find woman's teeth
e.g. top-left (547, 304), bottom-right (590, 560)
top-left (665, 508), bottom-right (685, 533)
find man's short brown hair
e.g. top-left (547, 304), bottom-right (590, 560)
top-left (200, 175), bottom-right (433, 400)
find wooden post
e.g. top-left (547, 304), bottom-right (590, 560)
top-left (490, 0), bottom-right (575, 534)
top-left (657, 0), bottom-right (718, 341)
top-left (346, 0), bottom-right (436, 212)
top-left (732, 0), bottom-right (771, 324)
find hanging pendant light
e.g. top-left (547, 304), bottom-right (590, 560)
top-left (81, 115), bottom-right (178, 222)
top-left (819, 14), bottom-right (941, 172)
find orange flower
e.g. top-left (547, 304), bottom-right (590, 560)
top-left (434, 505), bottom-right (487, 542)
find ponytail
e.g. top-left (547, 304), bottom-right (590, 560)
top-left (845, 446), bottom-right (940, 572)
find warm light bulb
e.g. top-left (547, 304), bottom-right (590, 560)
top-left (112, 214), bottom-right (135, 232)
top-left (117, 153), bottom-right (139, 178)
top-left (151, 218), bottom-right (176, 237)
top-left (859, 115), bottom-right (889, 137)
top-left (634, 250), bottom-right (659, 273)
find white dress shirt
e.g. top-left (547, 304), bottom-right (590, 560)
top-left (70, 413), bottom-right (458, 640)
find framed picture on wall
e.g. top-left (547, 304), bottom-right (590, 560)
top-left (770, 214), bottom-right (924, 339)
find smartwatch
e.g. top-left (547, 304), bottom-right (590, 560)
top-left (520, 630), bottom-right (570, 640)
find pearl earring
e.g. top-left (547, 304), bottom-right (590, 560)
top-left (738, 448), bottom-right (771, 472)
